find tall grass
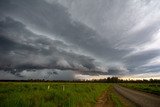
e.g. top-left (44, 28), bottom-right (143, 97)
top-left (0, 82), bottom-right (110, 107)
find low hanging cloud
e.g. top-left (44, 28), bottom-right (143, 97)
top-left (0, 17), bottom-right (113, 78)
top-left (0, 0), bottom-right (160, 80)
top-left (107, 66), bottom-right (129, 75)
top-left (19, 69), bottom-right (75, 80)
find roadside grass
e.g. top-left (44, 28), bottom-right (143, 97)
top-left (0, 82), bottom-right (110, 107)
top-left (110, 92), bottom-right (123, 107)
top-left (120, 83), bottom-right (160, 95)
top-left (107, 86), bottom-right (124, 107)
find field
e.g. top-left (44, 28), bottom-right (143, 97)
top-left (0, 82), bottom-right (111, 107)
top-left (1, 82), bottom-right (160, 107)
top-left (120, 83), bottom-right (160, 95)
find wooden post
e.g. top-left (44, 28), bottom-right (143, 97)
top-left (62, 85), bottom-right (65, 91)
top-left (48, 85), bottom-right (50, 90)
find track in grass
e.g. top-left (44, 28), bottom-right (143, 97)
top-left (95, 85), bottom-right (137, 107)
top-left (95, 89), bottom-right (114, 107)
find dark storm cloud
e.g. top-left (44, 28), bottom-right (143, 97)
top-left (107, 67), bottom-right (128, 75)
top-left (124, 49), bottom-right (160, 71)
top-left (0, 0), bottom-right (160, 79)
top-left (0, 0), bottom-right (130, 61)
top-left (145, 66), bottom-right (160, 72)
top-left (0, 17), bottom-right (107, 78)
top-left (119, 21), bottom-right (160, 48)
top-left (77, 70), bottom-right (108, 76)
top-left (19, 69), bottom-right (75, 80)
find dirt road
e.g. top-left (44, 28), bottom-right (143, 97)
top-left (114, 85), bottom-right (160, 107)
top-left (95, 90), bottom-right (114, 107)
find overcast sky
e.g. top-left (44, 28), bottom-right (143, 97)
top-left (0, 0), bottom-right (160, 80)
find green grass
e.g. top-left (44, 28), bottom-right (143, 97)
top-left (0, 82), bottom-right (110, 107)
top-left (111, 92), bottom-right (123, 107)
top-left (120, 83), bottom-right (160, 95)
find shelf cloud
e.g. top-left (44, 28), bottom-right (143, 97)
top-left (0, 0), bottom-right (160, 80)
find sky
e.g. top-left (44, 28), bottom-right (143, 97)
top-left (0, 0), bottom-right (160, 80)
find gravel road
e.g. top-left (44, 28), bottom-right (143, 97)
top-left (114, 85), bottom-right (160, 107)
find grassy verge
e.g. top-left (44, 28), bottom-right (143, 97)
top-left (107, 86), bottom-right (123, 107)
top-left (111, 92), bottom-right (123, 107)
top-left (120, 83), bottom-right (160, 95)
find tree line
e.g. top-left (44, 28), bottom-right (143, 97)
top-left (0, 77), bottom-right (160, 83)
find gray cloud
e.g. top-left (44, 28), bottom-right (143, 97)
top-left (0, 0), bottom-right (130, 61)
top-left (0, 17), bottom-right (110, 78)
top-left (123, 49), bottom-right (160, 73)
top-left (0, 0), bottom-right (160, 79)
top-left (19, 69), bottom-right (75, 80)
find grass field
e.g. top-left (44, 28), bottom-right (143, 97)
top-left (0, 82), bottom-right (110, 107)
top-left (1, 82), bottom-right (158, 107)
top-left (120, 83), bottom-right (160, 95)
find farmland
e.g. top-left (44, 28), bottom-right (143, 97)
top-left (0, 82), bottom-right (160, 107)
top-left (0, 82), bottom-right (111, 107)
